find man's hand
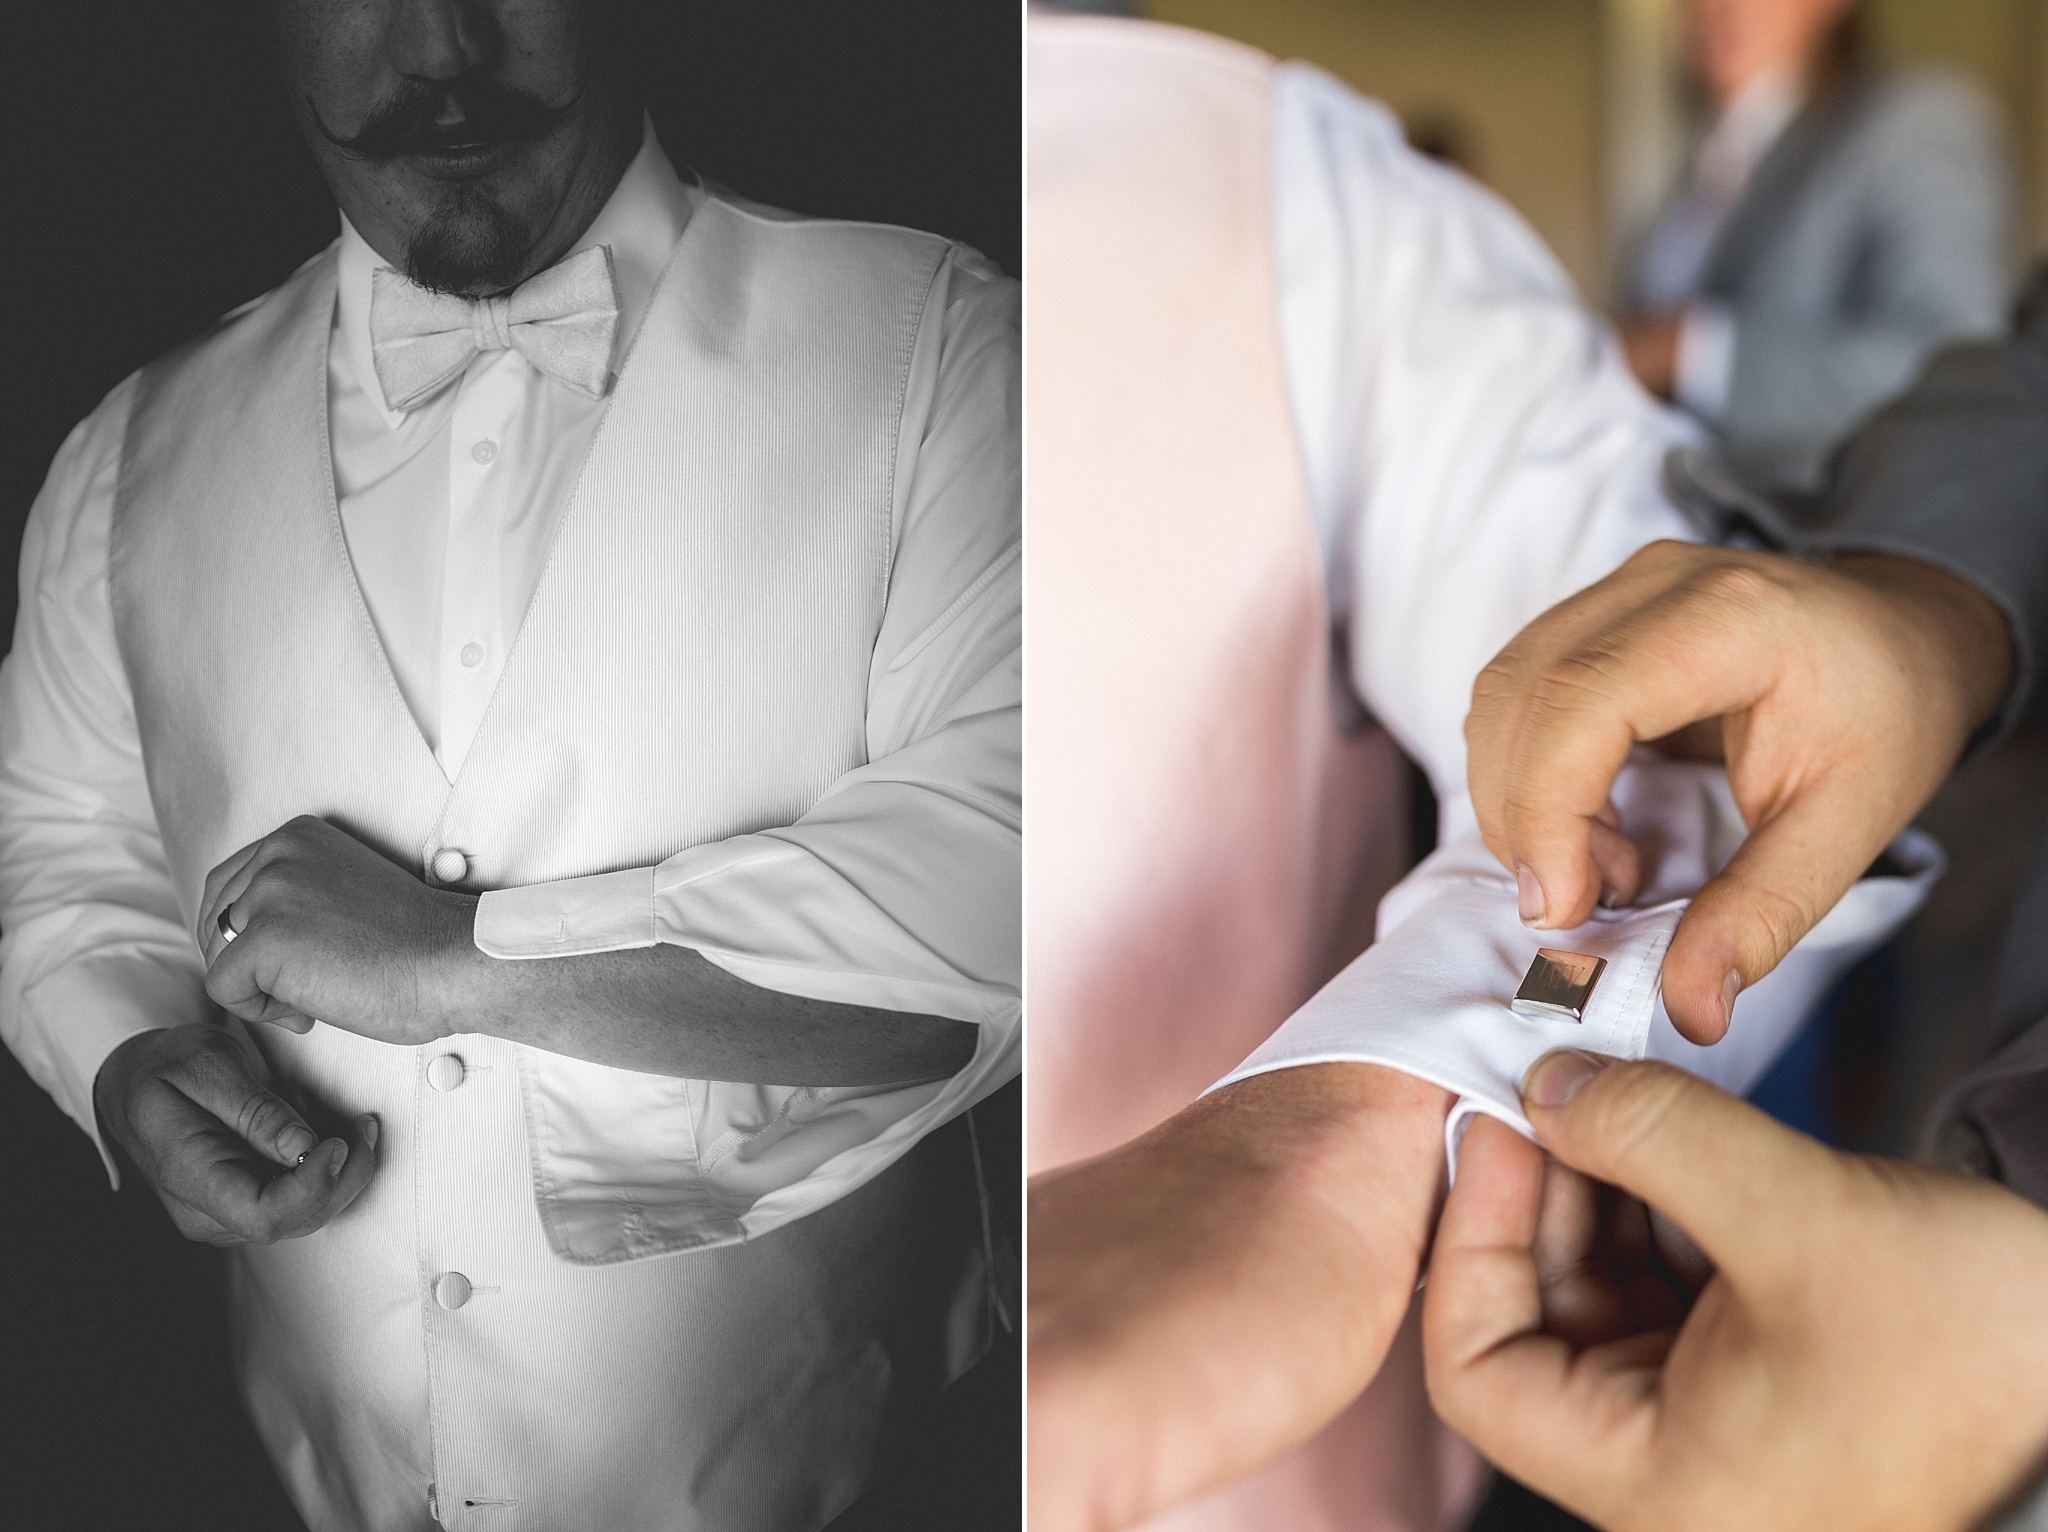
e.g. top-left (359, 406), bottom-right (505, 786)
top-left (1424, 1053), bottom-right (2048, 1532)
top-left (1466, 540), bottom-right (2013, 1042)
top-left (1620, 313), bottom-right (1682, 399)
top-left (94, 1023), bottom-right (377, 1246)
top-left (1028, 1063), bottom-right (1451, 1532)
top-left (199, 816), bottom-right (474, 1045)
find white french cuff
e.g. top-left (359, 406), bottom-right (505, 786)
top-left (473, 865), bottom-right (658, 958)
top-left (1206, 759), bottom-right (1943, 1172)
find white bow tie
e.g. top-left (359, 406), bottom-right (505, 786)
top-left (368, 244), bottom-right (621, 412)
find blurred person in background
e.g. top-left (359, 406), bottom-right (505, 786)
top-left (1621, 0), bottom-right (2010, 502)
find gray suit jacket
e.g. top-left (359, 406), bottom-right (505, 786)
top-left (1807, 260), bottom-right (2048, 1195)
top-left (1790, 276), bottom-right (2048, 1532)
top-left (1697, 67), bottom-right (2009, 495)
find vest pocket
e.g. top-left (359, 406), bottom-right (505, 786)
top-left (520, 1049), bottom-right (950, 1265)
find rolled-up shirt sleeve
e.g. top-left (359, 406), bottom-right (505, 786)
top-left (476, 247), bottom-right (1020, 1097)
top-left (0, 374), bottom-right (213, 1184)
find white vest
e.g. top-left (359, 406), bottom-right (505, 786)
top-left (1027, 19), bottom-right (1413, 1173)
top-left (112, 198), bottom-right (989, 1531)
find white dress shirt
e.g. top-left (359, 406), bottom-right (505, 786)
top-left (1212, 63), bottom-right (1928, 1154)
top-left (0, 123), bottom-right (1020, 1206)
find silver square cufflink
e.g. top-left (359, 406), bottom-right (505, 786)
top-left (1511, 949), bottom-right (1607, 1023)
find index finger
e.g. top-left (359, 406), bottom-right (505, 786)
top-left (1498, 567), bottom-right (1794, 930)
top-left (1465, 548), bottom-right (1685, 870)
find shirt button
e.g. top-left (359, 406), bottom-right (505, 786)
top-left (431, 848), bottom-right (468, 883)
top-left (459, 641), bottom-right (484, 669)
top-left (427, 1054), bottom-right (466, 1093)
top-left (470, 439), bottom-right (498, 465)
top-left (435, 1272), bottom-right (472, 1311)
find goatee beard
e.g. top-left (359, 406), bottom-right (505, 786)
top-left (404, 187), bottom-right (534, 298)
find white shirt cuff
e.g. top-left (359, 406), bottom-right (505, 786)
top-left (1674, 302), bottom-right (1737, 420)
top-left (473, 866), bottom-right (657, 958)
top-left (1207, 760), bottom-right (1942, 1173)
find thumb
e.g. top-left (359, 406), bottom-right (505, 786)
top-left (1658, 781), bottom-right (1890, 1043)
top-left (1520, 1052), bottom-right (1835, 1287)
top-left (171, 1038), bottom-right (322, 1169)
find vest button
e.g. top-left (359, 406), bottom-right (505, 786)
top-left (435, 1272), bottom-right (472, 1311)
top-left (427, 1054), bottom-right (466, 1093)
top-left (431, 848), bottom-right (468, 884)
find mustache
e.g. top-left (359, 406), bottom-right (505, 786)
top-left (310, 77), bottom-right (576, 161)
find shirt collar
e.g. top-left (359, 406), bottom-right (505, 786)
top-left (335, 115), bottom-right (701, 427)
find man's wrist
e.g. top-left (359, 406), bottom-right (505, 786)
top-left (1207, 1064), bottom-right (1451, 1257)
top-left (1833, 551), bottom-right (2017, 741)
top-left (420, 892), bottom-right (486, 1037)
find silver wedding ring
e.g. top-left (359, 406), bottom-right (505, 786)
top-left (217, 908), bottom-right (239, 945)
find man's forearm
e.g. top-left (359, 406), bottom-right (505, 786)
top-left (423, 895), bottom-right (977, 1085)
top-left (1029, 1062), bottom-right (1451, 1532)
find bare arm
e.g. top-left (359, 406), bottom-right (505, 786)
top-left (434, 930), bottom-right (977, 1086)
top-left (199, 815), bottom-right (977, 1086)
top-left (1029, 1063), bottom-right (1450, 1532)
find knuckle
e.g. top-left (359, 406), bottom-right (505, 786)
top-left (1468, 657), bottom-right (1517, 716)
top-left (1690, 559), bottom-right (1783, 616)
top-left (1714, 871), bottom-right (1815, 968)
top-left (1631, 537), bottom-right (1693, 572)
top-left (234, 1093), bottom-right (284, 1146)
top-left (1526, 649), bottom-right (1623, 724)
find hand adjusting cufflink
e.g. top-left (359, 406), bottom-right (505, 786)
top-left (1511, 949), bottom-right (1606, 1022)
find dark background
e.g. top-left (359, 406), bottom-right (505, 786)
top-left (1, 4), bottom-right (1020, 1528)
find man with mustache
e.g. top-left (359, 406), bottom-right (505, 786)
top-left (0, 3), bottom-right (1019, 1528)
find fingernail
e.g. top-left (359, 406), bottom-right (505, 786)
top-left (363, 1115), bottom-right (379, 1150)
top-left (1516, 865), bottom-right (1547, 926)
top-left (1523, 1049), bottom-right (1613, 1108)
top-left (280, 1126), bottom-right (317, 1164)
top-left (1721, 969), bottom-right (1743, 1026)
top-left (326, 1141), bottom-right (348, 1179)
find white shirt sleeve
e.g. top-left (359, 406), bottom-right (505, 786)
top-left (0, 375), bottom-right (215, 1184)
top-left (474, 247), bottom-right (1021, 1082)
top-left (1219, 66), bottom-right (1934, 1150)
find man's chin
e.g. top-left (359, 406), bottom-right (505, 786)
top-left (402, 187), bottom-right (538, 298)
